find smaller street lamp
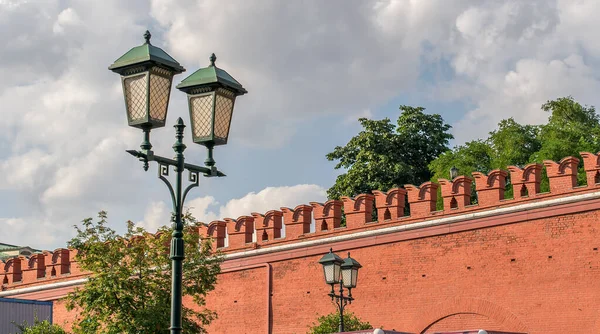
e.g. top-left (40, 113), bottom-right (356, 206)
top-left (341, 252), bottom-right (362, 291)
top-left (319, 249), bottom-right (362, 333)
top-left (319, 248), bottom-right (344, 285)
top-left (450, 166), bottom-right (459, 180)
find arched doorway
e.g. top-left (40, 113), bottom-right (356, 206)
top-left (415, 298), bottom-right (528, 334)
top-left (421, 312), bottom-right (503, 333)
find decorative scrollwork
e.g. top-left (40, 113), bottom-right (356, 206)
top-left (159, 163), bottom-right (170, 177)
top-left (157, 163), bottom-right (176, 211)
top-left (182, 170), bottom-right (200, 205)
top-left (188, 170), bottom-right (198, 184)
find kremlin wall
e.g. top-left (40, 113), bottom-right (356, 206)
top-left (3, 152), bottom-right (600, 333)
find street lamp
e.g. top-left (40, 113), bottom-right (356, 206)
top-left (319, 249), bottom-right (362, 333)
top-left (109, 31), bottom-right (247, 334)
top-left (450, 166), bottom-right (459, 179)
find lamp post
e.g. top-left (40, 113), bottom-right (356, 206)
top-left (109, 31), bottom-right (247, 334)
top-left (318, 249), bottom-right (362, 333)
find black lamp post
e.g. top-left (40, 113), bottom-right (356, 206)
top-left (319, 249), bottom-right (362, 333)
top-left (109, 31), bottom-right (247, 334)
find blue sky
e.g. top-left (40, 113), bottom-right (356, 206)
top-left (2, 0), bottom-right (600, 250)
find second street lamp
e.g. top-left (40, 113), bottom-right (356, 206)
top-left (109, 31), bottom-right (247, 334)
top-left (319, 249), bottom-right (362, 333)
top-left (176, 53), bottom-right (247, 167)
top-left (450, 166), bottom-right (459, 179)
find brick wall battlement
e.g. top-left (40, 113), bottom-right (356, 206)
top-left (204, 152), bottom-right (600, 252)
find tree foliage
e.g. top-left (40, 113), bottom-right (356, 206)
top-left (65, 211), bottom-right (222, 334)
top-left (534, 96), bottom-right (600, 163)
top-left (327, 105), bottom-right (453, 199)
top-left (12, 317), bottom-right (66, 334)
top-left (429, 118), bottom-right (542, 183)
top-left (307, 311), bottom-right (372, 334)
top-left (429, 96), bottom-right (600, 194)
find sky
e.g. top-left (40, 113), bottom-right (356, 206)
top-left (2, 0), bottom-right (600, 250)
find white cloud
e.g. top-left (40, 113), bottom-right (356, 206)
top-left (53, 8), bottom-right (82, 35)
top-left (186, 184), bottom-right (327, 224)
top-left (418, 0), bottom-right (600, 142)
top-left (131, 184), bottom-right (326, 234)
top-left (0, 149), bottom-right (56, 190)
top-left (136, 201), bottom-right (171, 232)
top-left (451, 53), bottom-right (600, 142)
top-left (149, 0), bottom-right (432, 148)
top-left (0, 217), bottom-right (71, 250)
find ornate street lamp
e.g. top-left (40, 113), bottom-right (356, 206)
top-left (109, 30), bottom-right (185, 158)
top-left (109, 31), bottom-right (246, 334)
top-left (319, 249), bottom-right (361, 333)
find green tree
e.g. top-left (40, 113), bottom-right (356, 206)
top-left (12, 317), bottom-right (66, 334)
top-left (429, 97), bottom-right (600, 197)
top-left (308, 311), bottom-right (372, 334)
top-left (65, 211), bottom-right (222, 334)
top-left (429, 119), bottom-right (541, 183)
top-left (429, 140), bottom-right (493, 183)
top-left (534, 96), bottom-right (600, 161)
top-left (533, 96), bottom-right (600, 188)
top-left (488, 118), bottom-right (541, 169)
top-left (327, 106), bottom-right (453, 199)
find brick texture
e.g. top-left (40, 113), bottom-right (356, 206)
top-left (199, 209), bottom-right (600, 333)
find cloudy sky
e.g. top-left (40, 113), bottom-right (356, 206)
top-left (1, 0), bottom-right (599, 250)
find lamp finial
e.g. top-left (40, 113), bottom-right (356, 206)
top-left (143, 30), bottom-right (151, 45)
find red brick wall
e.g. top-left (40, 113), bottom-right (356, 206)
top-left (52, 299), bottom-right (79, 331)
top-left (204, 266), bottom-right (269, 333)
top-left (5, 200), bottom-right (600, 333)
top-left (198, 209), bottom-right (600, 333)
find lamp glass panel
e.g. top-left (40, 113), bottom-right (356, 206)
top-left (148, 67), bottom-right (173, 123)
top-left (351, 268), bottom-right (358, 288)
top-left (123, 73), bottom-right (148, 123)
top-left (213, 89), bottom-right (235, 141)
top-left (323, 263), bottom-right (334, 284)
top-left (333, 262), bottom-right (341, 284)
top-left (189, 93), bottom-right (214, 140)
top-left (342, 267), bottom-right (353, 288)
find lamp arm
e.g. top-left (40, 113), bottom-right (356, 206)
top-left (127, 150), bottom-right (225, 177)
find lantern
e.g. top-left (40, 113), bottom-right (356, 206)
top-left (176, 53), bottom-right (247, 147)
top-left (109, 30), bottom-right (185, 129)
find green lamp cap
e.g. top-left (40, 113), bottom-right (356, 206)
top-left (341, 252), bottom-right (362, 269)
top-left (176, 53), bottom-right (247, 95)
top-left (108, 30), bottom-right (185, 74)
top-left (318, 248), bottom-right (344, 264)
